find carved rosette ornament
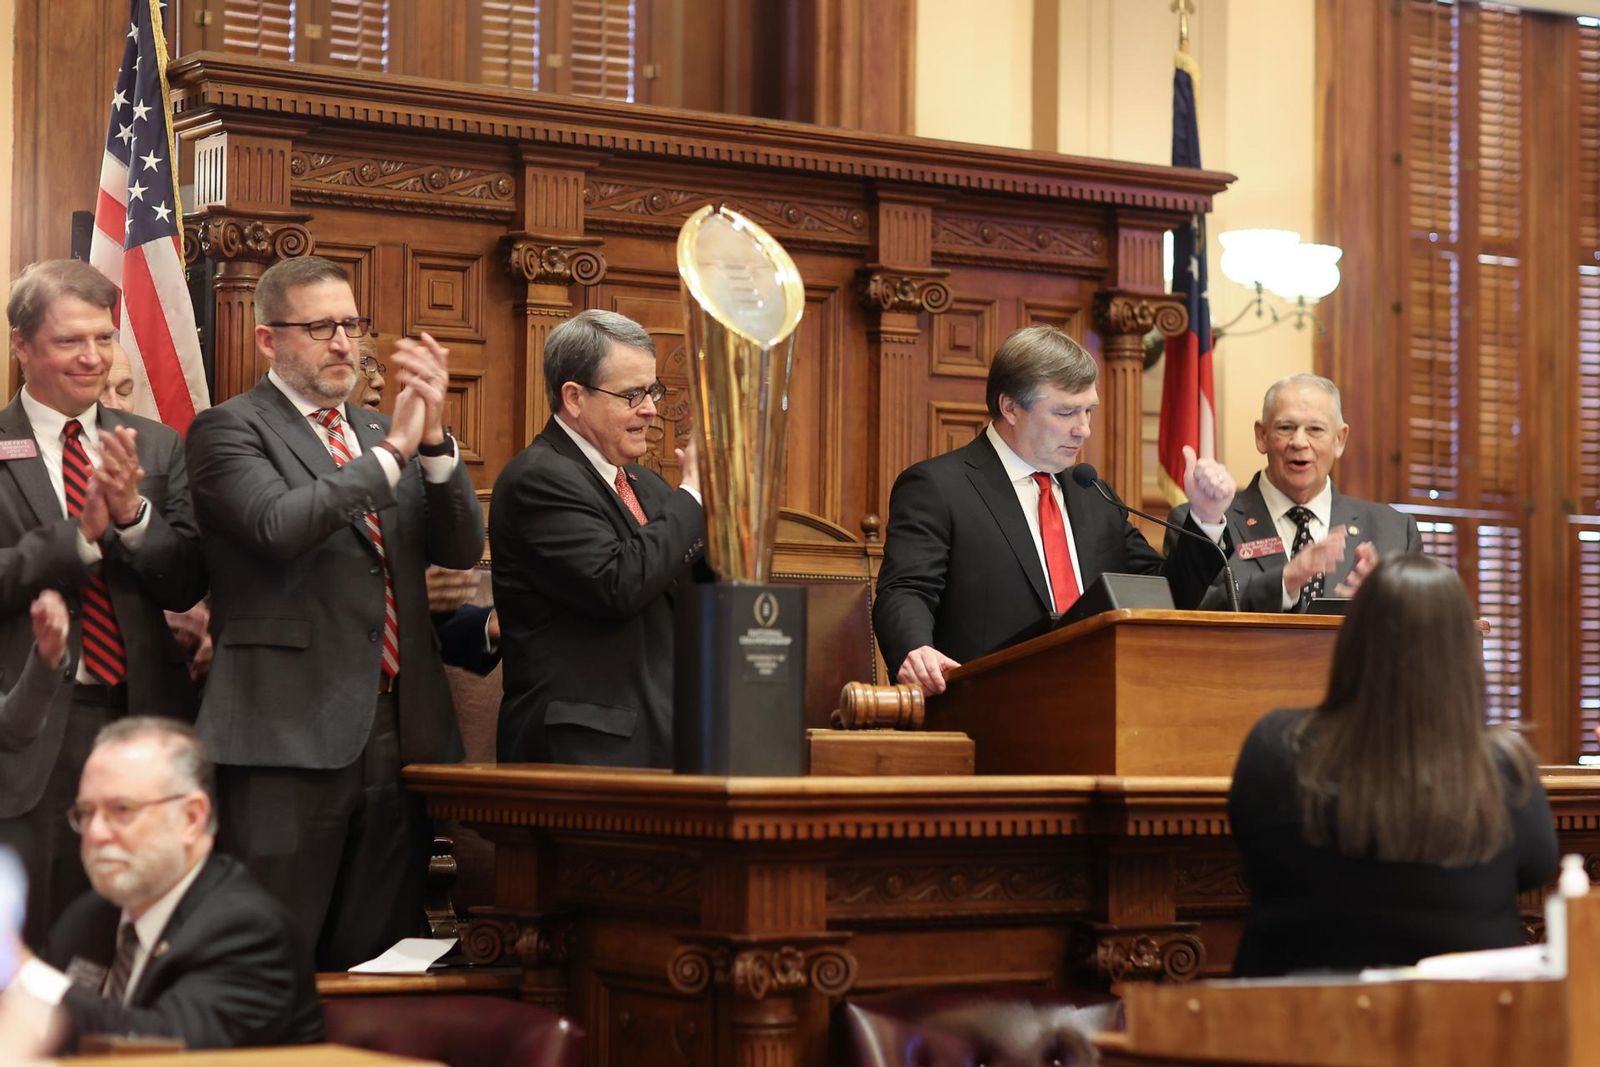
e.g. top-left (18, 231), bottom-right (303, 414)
top-left (1078, 922), bottom-right (1204, 983)
top-left (461, 911), bottom-right (576, 968)
top-left (502, 235), bottom-right (607, 287)
top-left (667, 938), bottom-right (858, 1001)
top-left (857, 270), bottom-right (952, 315)
top-left (1092, 291), bottom-right (1187, 340)
top-left (183, 216), bottom-right (313, 267)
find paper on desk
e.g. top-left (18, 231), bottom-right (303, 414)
top-left (1359, 943), bottom-right (1554, 983)
top-left (348, 937), bottom-right (458, 974)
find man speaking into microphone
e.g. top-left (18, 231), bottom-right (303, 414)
top-left (873, 325), bottom-right (1236, 696)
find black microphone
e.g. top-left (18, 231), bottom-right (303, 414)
top-left (1068, 464), bottom-right (1241, 612)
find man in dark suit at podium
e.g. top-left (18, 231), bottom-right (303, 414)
top-left (1168, 374), bottom-right (1423, 612)
top-left (491, 310), bottom-right (705, 768)
top-left (873, 325), bottom-right (1238, 696)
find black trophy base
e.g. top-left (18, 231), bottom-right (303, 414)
top-left (674, 582), bottom-right (806, 776)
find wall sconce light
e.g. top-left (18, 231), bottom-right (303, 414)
top-left (1215, 229), bottom-right (1342, 338)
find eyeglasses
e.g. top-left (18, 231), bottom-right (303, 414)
top-left (264, 317), bottom-right (373, 341)
top-left (359, 354), bottom-right (386, 376)
top-left (586, 381), bottom-right (667, 409)
top-left (67, 794), bottom-right (188, 833)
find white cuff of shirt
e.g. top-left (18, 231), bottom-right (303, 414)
top-left (418, 442), bottom-right (458, 484)
top-left (1194, 517), bottom-right (1227, 544)
top-left (75, 529), bottom-right (102, 566)
top-left (14, 958), bottom-right (70, 1006)
top-left (681, 485), bottom-right (702, 506)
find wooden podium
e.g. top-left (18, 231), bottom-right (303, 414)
top-left (924, 610), bottom-right (1343, 776)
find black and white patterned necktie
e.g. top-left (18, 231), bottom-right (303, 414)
top-left (1287, 505), bottom-right (1325, 607)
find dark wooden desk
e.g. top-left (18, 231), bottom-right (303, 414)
top-left (404, 765), bottom-right (1600, 1067)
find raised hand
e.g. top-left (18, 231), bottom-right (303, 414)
top-left (675, 434), bottom-right (701, 497)
top-left (1283, 525), bottom-right (1349, 601)
top-left (95, 425), bottom-right (145, 526)
top-left (1333, 540), bottom-right (1379, 598)
top-left (1181, 444), bottom-right (1237, 525)
top-left (77, 475), bottom-right (110, 545)
top-left (30, 590), bottom-right (69, 669)
top-left (390, 332), bottom-right (450, 447)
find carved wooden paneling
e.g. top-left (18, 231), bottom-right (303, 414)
top-left (930, 297), bottom-right (997, 379)
top-left (405, 249), bottom-right (485, 341)
top-left (314, 242), bottom-right (378, 328)
top-left (583, 178), bottom-right (871, 250)
top-left (290, 149), bottom-right (517, 219)
top-left (1020, 299), bottom-right (1088, 337)
top-left (593, 974), bottom-right (711, 1067)
top-left (592, 275), bottom-right (694, 483)
top-left (783, 281), bottom-right (849, 521)
top-left (445, 370), bottom-right (486, 464)
top-left (927, 401), bottom-right (989, 460)
top-left (932, 213), bottom-right (1110, 274)
top-left (827, 856), bottom-right (1092, 922)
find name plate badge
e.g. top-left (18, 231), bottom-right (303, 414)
top-left (1235, 535), bottom-right (1285, 560)
top-left (0, 439), bottom-right (39, 461)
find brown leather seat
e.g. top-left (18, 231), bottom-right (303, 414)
top-left (837, 985), bottom-right (1122, 1067)
top-left (322, 994), bottom-right (584, 1067)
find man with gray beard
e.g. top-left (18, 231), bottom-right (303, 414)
top-left (1, 718), bottom-right (321, 1051)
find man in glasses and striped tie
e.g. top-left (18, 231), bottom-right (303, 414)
top-left (185, 255), bottom-right (483, 971)
top-left (0, 260), bottom-right (205, 952)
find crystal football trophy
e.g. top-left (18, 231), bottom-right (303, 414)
top-left (672, 205), bottom-right (808, 775)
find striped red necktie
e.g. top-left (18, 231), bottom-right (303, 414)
top-left (313, 408), bottom-right (399, 679)
top-left (613, 468), bottom-right (647, 525)
top-left (61, 420), bottom-right (127, 685)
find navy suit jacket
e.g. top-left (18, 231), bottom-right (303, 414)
top-left (872, 432), bottom-right (1223, 678)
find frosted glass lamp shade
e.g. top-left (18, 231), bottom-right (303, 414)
top-left (1218, 229), bottom-right (1301, 289)
top-left (1265, 243), bottom-right (1343, 303)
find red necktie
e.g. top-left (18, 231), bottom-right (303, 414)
top-left (314, 408), bottom-right (399, 679)
top-left (614, 468), bottom-right (647, 525)
top-left (1031, 472), bottom-right (1080, 613)
top-left (61, 420), bottom-right (127, 685)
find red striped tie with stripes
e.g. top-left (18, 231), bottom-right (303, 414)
top-left (313, 408), bottom-right (400, 679)
top-left (61, 420), bottom-right (126, 685)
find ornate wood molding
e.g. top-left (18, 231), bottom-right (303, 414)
top-left (1092, 291), bottom-right (1188, 340)
top-left (826, 857), bottom-right (1092, 921)
top-left (289, 149), bottom-right (515, 219)
top-left (461, 909), bottom-right (576, 969)
top-left (857, 269), bottom-right (952, 314)
top-left (667, 936), bottom-right (858, 1001)
top-left (931, 213), bottom-right (1109, 273)
top-left (183, 212), bottom-right (314, 266)
top-left (1077, 922), bottom-right (1205, 983)
top-left (501, 233), bottom-right (608, 286)
top-left (168, 57), bottom-right (1233, 216)
top-left (582, 180), bottom-right (869, 250)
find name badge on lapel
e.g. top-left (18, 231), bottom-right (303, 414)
top-left (1235, 535), bottom-right (1286, 560)
top-left (0, 439), bottom-right (39, 461)
top-left (65, 957), bottom-right (107, 991)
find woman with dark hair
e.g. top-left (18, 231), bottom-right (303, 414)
top-left (1228, 553), bottom-right (1559, 976)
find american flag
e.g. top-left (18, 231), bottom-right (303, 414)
top-left (89, 0), bottom-right (208, 434)
top-left (1158, 45), bottom-right (1217, 503)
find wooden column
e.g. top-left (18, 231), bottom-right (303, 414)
top-left (184, 125), bottom-right (312, 404)
top-left (860, 189), bottom-right (949, 516)
top-left (503, 147), bottom-right (607, 451)
top-left (1092, 292), bottom-right (1186, 506)
top-left (668, 856), bottom-right (857, 1067)
top-left (460, 829), bottom-right (573, 1013)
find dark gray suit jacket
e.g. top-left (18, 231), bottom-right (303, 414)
top-left (0, 398), bottom-right (205, 819)
top-left (1168, 473), bottom-right (1424, 612)
top-left (185, 378), bottom-right (483, 769)
top-left (490, 417), bottom-right (705, 768)
top-left (45, 852), bottom-right (324, 1050)
top-left (872, 432), bottom-right (1223, 678)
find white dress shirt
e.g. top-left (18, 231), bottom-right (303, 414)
top-left (984, 423), bottom-right (1084, 606)
top-left (553, 415), bottom-right (702, 507)
top-left (1255, 473), bottom-right (1334, 609)
top-left (18, 387), bottom-right (152, 685)
top-left (266, 370), bottom-right (457, 484)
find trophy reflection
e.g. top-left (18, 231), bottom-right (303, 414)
top-left (673, 205), bottom-right (808, 775)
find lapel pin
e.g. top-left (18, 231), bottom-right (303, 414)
top-left (368, 423), bottom-right (380, 431)
top-left (1348, 524), bottom-right (1361, 537)
top-left (1246, 516), bottom-right (1258, 527)
top-left (152, 941), bottom-right (170, 959)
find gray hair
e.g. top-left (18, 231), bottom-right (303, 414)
top-left (94, 717), bottom-right (217, 833)
top-left (7, 260), bottom-right (118, 344)
top-left (985, 325), bottom-right (1098, 419)
top-left (254, 255), bottom-right (349, 325)
top-left (544, 309), bottom-right (655, 411)
top-left (1262, 373), bottom-right (1345, 424)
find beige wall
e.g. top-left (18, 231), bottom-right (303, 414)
top-left (914, 0), bottom-right (1317, 490)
